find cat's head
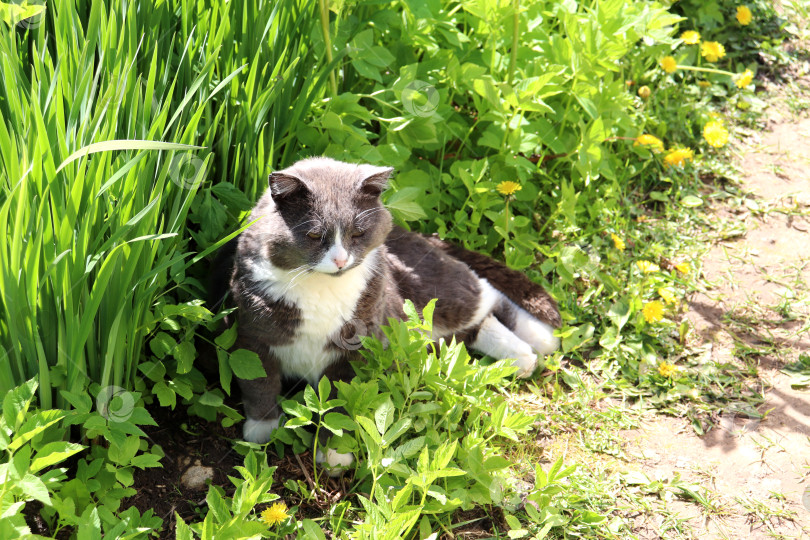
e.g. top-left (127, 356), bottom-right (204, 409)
top-left (257, 157), bottom-right (394, 275)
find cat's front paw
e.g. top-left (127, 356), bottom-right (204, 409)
top-left (316, 448), bottom-right (354, 477)
top-left (243, 417), bottom-right (280, 443)
top-left (512, 353), bottom-right (538, 379)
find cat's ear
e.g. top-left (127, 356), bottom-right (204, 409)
top-left (359, 166), bottom-right (394, 197)
top-left (268, 172), bottom-right (305, 199)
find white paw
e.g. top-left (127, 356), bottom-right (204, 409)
top-left (243, 417), bottom-right (280, 443)
top-left (514, 311), bottom-right (560, 355)
top-left (512, 353), bottom-right (538, 379)
top-left (315, 448), bottom-right (354, 477)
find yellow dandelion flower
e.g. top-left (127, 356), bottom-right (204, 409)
top-left (638, 85), bottom-right (651, 99)
top-left (261, 503), bottom-right (289, 526)
top-left (643, 301), bottom-right (665, 323)
top-left (697, 80), bottom-right (711, 88)
top-left (660, 56), bottom-right (678, 74)
top-left (701, 41), bottom-right (726, 62)
top-left (658, 288), bottom-right (677, 305)
top-left (736, 5), bottom-right (752, 25)
top-left (703, 121), bottom-right (729, 148)
top-left (637, 260), bottom-right (660, 273)
top-left (496, 180), bottom-right (522, 196)
top-left (657, 362), bottom-right (677, 377)
top-left (611, 233), bottom-right (625, 251)
top-left (681, 31), bottom-right (701, 44)
top-left (663, 147), bottom-right (694, 168)
top-left (674, 262), bottom-right (690, 274)
top-left (634, 134), bottom-right (665, 153)
top-left (736, 69), bottom-right (754, 89)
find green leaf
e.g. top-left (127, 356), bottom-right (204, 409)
top-left (317, 376), bottom-right (332, 407)
top-left (17, 473), bottom-right (50, 505)
top-left (2, 379), bottom-right (37, 430)
top-left (561, 323), bottom-right (595, 353)
top-left (211, 182), bottom-right (253, 211)
top-left (680, 194), bottom-right (703, 207)
top-left (381, 418), bottom-right (411, 447)
top-left (281, 400), bottom-right (312, 421)
top-left (215, 325), bottom-right (238, 350)
top-left (8, 410), bottom-right (65, 452)
top-left (173, 341), bottom-right (196, 374)
top-left (130, 453), bottom-right (163, 469)
top-left (198, 391), bottom-right (224, 408)
top-left (153, 381), bottom-right (176, 408)
top-left (0, 2), bottom-right (45, 27)
top-left (55, 140), bottom-right (203, 174)
top-left (228, 349), bottom-right (266, 380)
top-left (321, 413), bottom-right (356, 437)
top-left (30, 442), bottom-right (85, 473)
top-left (355, 416), bottom-right (382, 445)
top-left (599, 327), bottom-right (621, 350)
top-left (300, 519), bottom-right (327, 540)
top-left (175, 514), bottom-right (193, 540)
top-left (374, 399), bottom-right (395, 436)
top-left (385, 187), bottom-right (428, 221)
top-left (303, 386), bottom-right (320, 413)
top-left (607, 300), bottom-right (631, 330)
top-left (149, 332), bottom-right (175, 359)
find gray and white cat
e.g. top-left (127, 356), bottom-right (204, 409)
top-left (226, 157), bottom-right (560, 472)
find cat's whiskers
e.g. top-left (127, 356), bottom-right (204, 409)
top-left (355, 207), bottom-right (386, 227)
top-left (279, 265), bottom-right (312, 296)
top-left (290, 219), bottom-right (319, 232)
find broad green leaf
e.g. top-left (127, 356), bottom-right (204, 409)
top-left (300, 519), bottom-right (327, 540)
top-left (30, 442), bottom-right (85, 473)
top-left (374, 399), bottom-right (395, 436)
top-left (228, 350), bottom-right (266, 380)
top-left (680, 194), bottom-right (703, 207)
top-left (17, 473), bottom-right (50, 505)
top-left (173, 341), bottom-right (196, 374)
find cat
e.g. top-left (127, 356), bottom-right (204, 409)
top-left (224, 157), bottom-right (560, 474)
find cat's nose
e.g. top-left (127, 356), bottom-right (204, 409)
top-left (333, 255), bottom-right (348, 269)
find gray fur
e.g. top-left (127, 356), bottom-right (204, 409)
top-left (227, 157), bottom-right (560, 441)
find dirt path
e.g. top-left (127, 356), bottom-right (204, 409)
top-left (623, 93), bottom-right (810, 538)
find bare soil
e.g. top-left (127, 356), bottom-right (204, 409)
top-left (623, 88), bottom-right (810, 538)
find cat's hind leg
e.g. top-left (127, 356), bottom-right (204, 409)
top-left (470, 314), bottom-right (539, 378)
top-left (493, 298), bottom-right (559, 356)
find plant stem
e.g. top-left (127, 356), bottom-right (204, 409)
top-left (504, 198), bottom-right (510, 259)
top-left (319, 0), bottom-right (338, 96)
top-left (508, 0), bottom-right (519, 85)
top-left (676, 64), bottom-right (734, 76)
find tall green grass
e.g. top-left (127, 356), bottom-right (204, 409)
top-left (0, 0), bottom-right (333, 408)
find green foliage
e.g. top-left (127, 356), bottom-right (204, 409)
top-left (672, 0), bottom-right (789, 64)
top-left (0, 0), bottom-right (329, 406)
top-left (0, 0), bottom-right (798, 537)
top-left (261, 301), bottom-right (606, 537)
top-left (0, 379), bottom-right (162, 537)
top-left (175, 450), bottom-right (287, 539)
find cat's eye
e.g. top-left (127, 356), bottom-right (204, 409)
top-left (351, 230), bottom-right (365, 238)
top-left (307, 232), bottom-right (322, 240)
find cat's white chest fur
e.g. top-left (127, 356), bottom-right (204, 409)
top-left (249, 250), bottom-right (378, 384)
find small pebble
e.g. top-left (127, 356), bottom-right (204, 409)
top-left (180, 459), bottom-right (213, 491)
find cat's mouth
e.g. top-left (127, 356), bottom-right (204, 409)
top-left (324, 264), bottom-right (354, 277)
